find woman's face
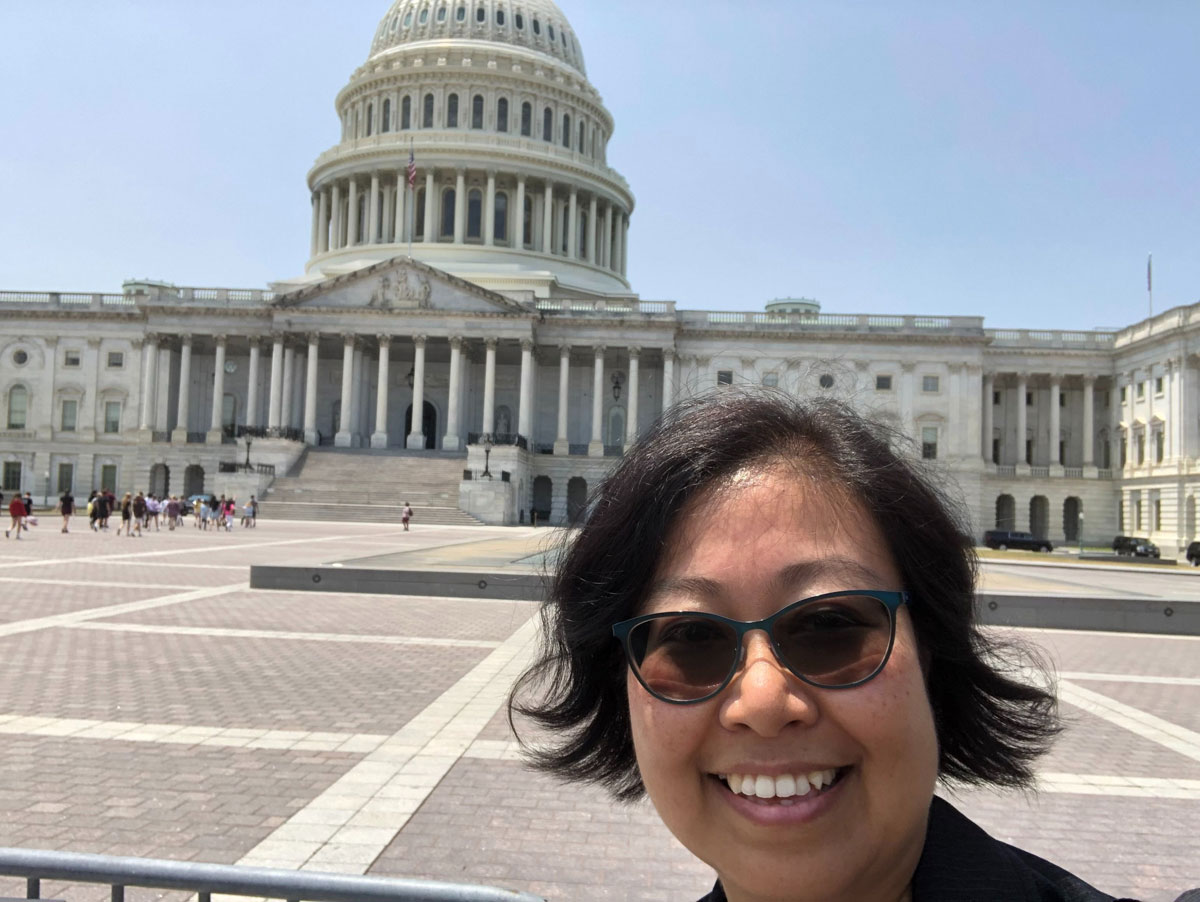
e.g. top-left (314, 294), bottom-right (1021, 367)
top-left (627, 465), bottom-right (938, 902)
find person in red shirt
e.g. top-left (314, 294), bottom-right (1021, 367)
top-left (6, 494), bottom-right (25, 539)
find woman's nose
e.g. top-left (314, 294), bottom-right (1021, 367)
top-left (719, 631), bottom-right (820, 735)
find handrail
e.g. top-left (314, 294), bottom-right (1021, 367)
top-left (0, 846), bottom-right (544, 902)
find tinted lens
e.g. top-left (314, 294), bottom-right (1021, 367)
top-left (773, 594), bottom-right (893, 687)
top-left (628, 615), bottom-right (739, 702)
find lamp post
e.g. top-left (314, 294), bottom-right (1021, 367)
top-left (482, 435), bottom-right (493, 479)
top-left (243, 437), bottom-right (253, 471)
top-left (1078, 510), bottom-right (1084, 555)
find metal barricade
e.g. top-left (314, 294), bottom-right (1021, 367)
top-left (0, 847), bottom-right (545, 902)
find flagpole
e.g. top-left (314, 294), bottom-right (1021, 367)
top-left (407, 138), bottom-right (415, 260)
top-left (1147, 253), bottom-right (1153, 318)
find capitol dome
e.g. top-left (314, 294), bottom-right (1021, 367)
top-left (296, 0), bottom-right (634, 298)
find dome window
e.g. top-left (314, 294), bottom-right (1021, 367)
top-left (542, 106), bottom-right (552, 142)
top-left (403, 11), bottom-right (413, 27)
top-left (423, 93), bottom-right (435, 128)
top-left (401, 96), bottom-right (412, 130)
top-left (515, 12), bottom-right (523, 29)
top-left (548, 24), bottom-right (555, 41)
top-left (819, 374), bottom-right (835, 390)
top-left (366, 103), bottom-right (374, 136)
top-left (419, 8), bottom-right (429, 24)
top-left (447, 93), bottom-right (459, 128)
top-left (437, 5), bottom-right (447, 22)
top-left (467, 188), bottom-right (483, 240)
top-left (497, 97), bottom-right (508, 132)
top-left (496, 9), bottom-right (505, 26)
top-left (382, 98), bottom-right (392, 132)
top-left (494, 192), bottom-right (509, 242)
top-left (520, 102), bottom-right (532, 136)
top-left (475, 5), bottom-right (485, 23)
top-left (562, 113), bottom-right (570, 148)
top-left (471, 94), bottom-right (484, 129)
top-left (390, 15), bottom-right (399, 32)
top-left (532, 17), bottom-right (540, 35)
top-left (578, 120), bottom-right (585, 152)
top-left (456, 5), bottom-right (466, 22)
top-left (441, 188), bottom-right (456, 237)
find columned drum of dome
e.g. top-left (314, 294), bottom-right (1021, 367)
top-left (303, 0), bottom-right (635, 299)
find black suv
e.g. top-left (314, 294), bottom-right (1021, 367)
top-left (1187, 542), bottom-right (1200, 566)
top-left (983, 530), bottom-right (1052, 552)
top-left (1113, 536), bottom-right (1160, 558)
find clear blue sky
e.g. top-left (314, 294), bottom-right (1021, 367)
top-left (2, 1), bottom-right (1197, 330)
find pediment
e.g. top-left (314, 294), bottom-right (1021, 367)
top-left (271, 256), bottom-right (532, 317)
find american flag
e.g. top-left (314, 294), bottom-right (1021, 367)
top-left (407, 146), bottom-right (416, 189)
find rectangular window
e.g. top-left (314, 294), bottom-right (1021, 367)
top-left (875, 374), bottom-right (892, 391)
top-left (104, 401), bottom-right (121, 434)
top-left (1120, 386), bottom-right (1127, 404)
top-left (56, 462), bottom-right (74, 494)
top-left (1154, 499), bottom-right (1162, 531)
top-left (1026, 392), bottom-right (1033, 406)
top-left (762, 372), bottom-right (778, 388)
top-left (992, 438), bottom-right (1000, 464)
top-left (1135, 499), bottom-right (1143, 531)
top-left (1155, 431), bottom-right (1164, 463)
top-left (106, 351), bottom-right (124, 368)
top-left (1, 461), bottom-right (20, 492)
top-left (7, 388), bottom-right (27, 429)
top-left (100, 464), bottom-right (117, 493)
top-left (1059, 393), bottom-right (1066, 407)
top-left (921, 375), bottom-right (939, 393)
top-left (921, 427), bottom-right (938, 460)
top-left (716, 370), bottom-right (733, 386)
top-left (1025, 439), bottom-right (1033, 465)
top-left (1136, 433), bottom-right (1145, 465)
top-left (1155, 376), bottom-right (1164, 395)
top-left (61, 399), bottom-right (77, 432)
top-left (1137, 381), bottom-right (1145, 400)
top-left (993, 391), bottom-right (1001, 405)
top-left (64, 350), bottom-right (81, 367)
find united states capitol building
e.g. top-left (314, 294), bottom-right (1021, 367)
top-left (2, 0), bottom-right (1197, 552)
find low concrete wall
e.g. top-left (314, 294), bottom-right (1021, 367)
top-left (250, 565), bottom-right (547, 601)
top-left (977, 592), bottom-right (1199, 636)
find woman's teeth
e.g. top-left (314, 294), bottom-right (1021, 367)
top-left (721, 769), bottom-right (841, 801)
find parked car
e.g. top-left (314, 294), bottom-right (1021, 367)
top-left (1186, 542), bottom-right (1200, 566)
top-left (1113, 535), bottom-right (1159, 558)
top-left (982, 530), bottom-right (1052, 552)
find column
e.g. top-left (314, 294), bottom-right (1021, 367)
top-left (171, 337), bottom-right (192, 441)
top-left (139, 335), bottom-right (159, 430)
top-left (347, 177), bottom-right (359, 246)
top-left (444, 336), bottom-right (463, 451)
top-left (662, 348), bottom-right (675, 412)
top-left (280, 343), bottom-right (296, 431)
top-left (335, 335), bottom-right (355, 447)
top-left (484, 170), bottom-right (496, 246)
top-left (208, 335), bottom-right (227, 439)
top-left (625, 347), bottom-right (640, 450)
top-left (407, 335), bottom-right (427, 449)
top-left (899, 363), bottom-right (915, 440)
top-left (1016, 374), bottom-right (1029, 468)
top-left (330, 182), bottom-right (342, 249)
top-left (541, 182), bottom-right (554, 254)
top-left (453, 170), bottom-right (466, 244)
top-left (567, 188), bottom-right (578, 259)
top-left (517, 339), bottom-right (534, 441)
top-left (310, 193), bottom-right (320, 257)
top-left (619, 212), bottom-right (629, 277)
top-left (317, 189), bottom-right (329, 253)
top-left (589, 345), bottom-right (605, 456)
top-left (368, 172), bottom-right (381, 244)
top-left (1166, 359), bottom-right (1178, 460)
top-left (1049, 376), bottom-right (1061, 467)
top-left (352, 343), bottom-right (366, 444)
top-left (1110, 376), bottom-right (1121, 471)
top-left (554, 345), bottom-right (570, 455)
top-left (1083, 376), bottom-right (1096, 468)
top-left (383, 183), bottom-right (394, 245)
top-left (291, 349), bottom-right (306, 429)
top-left (245, 339), bottom-right (261, 428)
top-left (603, 204), bottom-right (613, 269)
top-left (393, 173), bottom-right (405, 243)
top-left (515, 177), bottom-right (526, 249)
top-left (587, 196), bottom-right (598, 263)
top-left (304, 333), bottom-right (320, 445)
top-left (982, 374), bottom-right (994, 464)
top-left (372, 336), bottom-right (391, 448)
top-left (267, 333), bottom-right (285, 430)
top-left (481, 338), bottom-right (497, 435)
top-left (423, 171), bottom-right (435, 243)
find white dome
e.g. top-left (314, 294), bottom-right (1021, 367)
top-left (370, 0), bottom-right (586, 75)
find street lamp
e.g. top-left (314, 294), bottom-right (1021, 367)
top-left (482, 435), bottom-right (493, 479)
top-left (244, 437), bottom-right (253, 470)
top-left (1078, 510), bottom-right (1084, 555)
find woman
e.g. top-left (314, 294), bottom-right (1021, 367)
top-left (511, 390), bottom-right (1149, 902)
top-left (117, 492), bottom-right (133, 537)
top-left (58, 489), bottom-right (74, 533)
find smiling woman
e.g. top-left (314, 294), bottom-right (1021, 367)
top-left (510, 390), bottom-right (1153, 902)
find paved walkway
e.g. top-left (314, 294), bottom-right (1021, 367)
top-left (0, 521), bottom-right (1196, 900)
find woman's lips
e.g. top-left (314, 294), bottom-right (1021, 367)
top-left (711, 767), bottom-right (851, 824)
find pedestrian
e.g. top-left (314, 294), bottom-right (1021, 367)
top-left (6, 492), bottom-right (25, 539)
top-left (117, 492), bottom-right (133, 537)
top-left (101, 490), bottom-right (115, 530)
top-left (401, 502), bottom-right (413, 531)
top-left (166, 496), bottom-right (179, 530)
top-left (249, 495), bottom-right (258, 527)
top-left (224, 497), bottom-right (235, 531)
top-left (192, 495), bottom-right (202, 526)
top-left (241, 497), bottom-right (253, 527)
top-left (132, 492), bottom-right (146, 537)
top-left (22, 492), bottom-right (33, 532)
top-left (147, 494), bottom-right (160, 530)
top-left (58, 489), bottom-right (75, 533)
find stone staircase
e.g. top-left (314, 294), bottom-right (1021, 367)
top-left (258, 447), bottom-right (483, 525)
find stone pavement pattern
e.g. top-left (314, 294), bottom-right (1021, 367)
top-left (0, 521), bottom-right (1197, 900)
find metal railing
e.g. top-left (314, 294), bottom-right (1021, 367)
top-left (218, 462), bottom-right (277, 476)
top-left (0, 846), bottom-right (544, 901)
top-left (466, 433), bottom-right (528, 451)
top-left (235, 425), bottom-right (304, 442)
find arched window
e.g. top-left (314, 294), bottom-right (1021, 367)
top-left (496, 8), bottom-right (505, 25)
top-left (578, 120), bottom-right (585, 152)
top-left (560, 205), bottom-right (569, 254)
top-left (532, 17), bottom-right (541, 35)
top-left (403, 11), bottom-right (413, 27)
top-left (515, 12), bottom-right (524, 29)
top-left (441, 188), bottom-right (456, 237)
top-left (523, 193), bottom-right (533, 247)
top-left (423, 93), bottom-right (434, 128)
top-left (456, 5), bottom-right (466, 21)
top-left (520, 102), bottom-right (532, 136)
top-left (401, 95), bottom-right (412, 129)
top-left (467, 188), bottom-right (483, 239)
top-left (471, 94), bottom-right (484, 129)
top-left (543, 106), bottom-right (553, 142)
top-left (446, 93), bottom-right (459, 128)
top-left (578, 211), bottom-right (587, 257)
top-left (562, 113), bottom-right (570, 147)
top-left (476, 5), bottom-right (485, 23)
top-left (382, 98), bottom-right (391, 132)
top-left (7, 385), bottom-right (27, 429)
top-left (549, 24), bottom-right (556, 41)
top-left (437, 5), bottom-right (447, 22)
top-left (414, 188), bottom-right (426, 239)
top-left (494, 191), bottom-right (508, 243)
top-left (366, 103), bottom-right (374, 136)
top-left (419, 7), bottom-right (429, 24)
top-left (497, 97), bottom-right (509, 132)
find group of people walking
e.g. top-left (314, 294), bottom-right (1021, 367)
top-left (3, 489), bottom-right (258, 538)
top-left (4, 491), bottom-right (35, 539)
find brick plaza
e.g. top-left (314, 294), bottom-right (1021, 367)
top-left (1, 521), bottom-right (1197, 900)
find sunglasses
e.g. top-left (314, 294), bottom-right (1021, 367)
top-left (612, 590), bottom-right (909, 704)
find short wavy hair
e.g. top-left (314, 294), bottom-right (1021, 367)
top-left (511, 389), bottom-right (1060, 801)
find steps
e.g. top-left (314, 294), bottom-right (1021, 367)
top-left (259, 448), bottom-right (482, 525)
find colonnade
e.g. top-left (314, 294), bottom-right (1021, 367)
top-left (309, 168), bottom-right (630, 277)
top-left (983, 372), bottom-right (1109, 470)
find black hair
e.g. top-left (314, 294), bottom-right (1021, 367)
top-left (510, 389), bottom-right (1060, 801)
